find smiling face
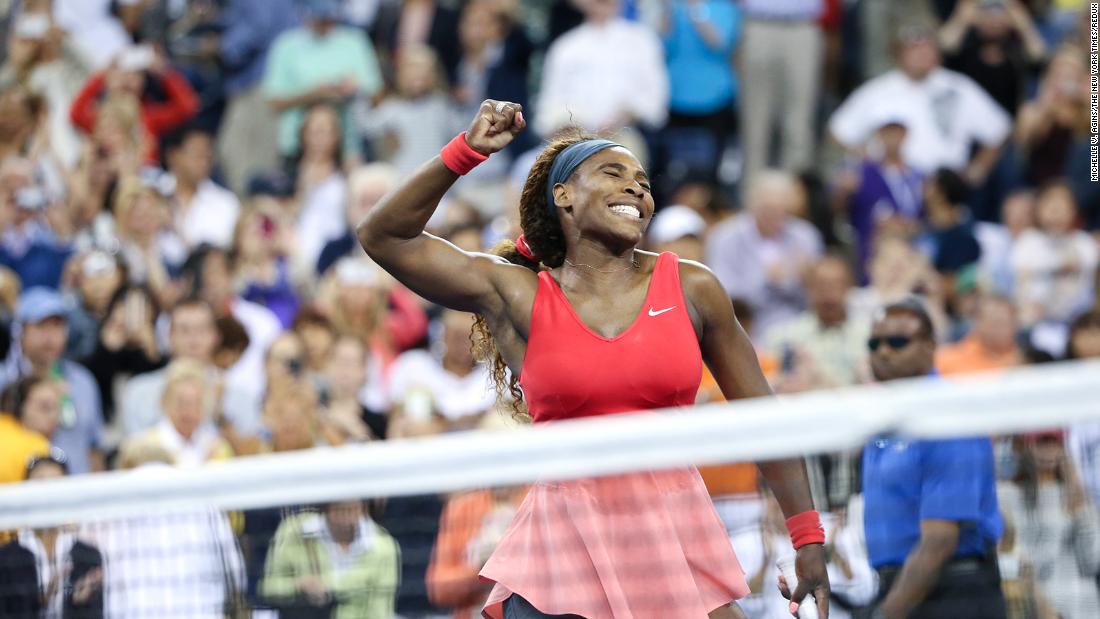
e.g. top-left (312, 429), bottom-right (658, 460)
top-left (552, 147), bottom-right (655, 249)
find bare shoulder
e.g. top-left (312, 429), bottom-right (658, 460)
top-left (676, 258), bottom-right (727, 305)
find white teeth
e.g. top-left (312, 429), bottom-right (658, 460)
top-left (610, 205), bottom-right (641, 218)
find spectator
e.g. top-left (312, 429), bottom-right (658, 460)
top-left (215, 0), bottom-right (299, 195)
top-left (388, 310), bottom-right (494, 435)
top-left (660, 0), bottom-right (740, 180)
top-left (164, 125), bottom-right (241, 250)
top-left (766, 255), bottom-right (869, 392)
top-left (120, 298), bottom-right (257, 439)
top-left (82, 444), bottom-right (245, 619)
top-left (291, 104), bottom-right (351, 276)
top-left (16, 452), bottom-right (105, 618)
top-left (0, 9), bottom-right (93, 169)
top-left (370, 0), bottom-right (461, 86)
top-left (832, 109), bottom-right (924, 284)
top-left (0, 157), bottom-right (74, 290)
top-left (181, 245), bottom-right (283, 401)
top-left (0, 376), bottom-right (58, 484)
top-left (426, 487), bottom-right (527, 618)
top-left (259, 331), bottom-right (314, 409)
top-left (64, 250), bottom-right (125, 359)
top-left (738, 0), bottom-right (822, 183)
top-left (293, 307), bottom-right (337, 380)
top-left (936, 294), bottom-right (1022, 375)
top-left (939, 0), bottom-right (1047, 115)
top-left (453, 0), bottom-right (534, 155)
top-left (319, 257), bottom-right (429, 370)
top-left (122, 358), bottom-right (232, 468)
top-left (862, 298), bottom-right (1005, 618)
top-left (0, 85), bottom-right (50, 169)
top-left (260, 500), bottom-right (400, 619)
top-left (534, 0), bottom-right (668, 146)
top-left (319, 334), bottom-right (376, 443)
top-left (974, 190), bottom-right (1036, 298)
top-left (317, 163), bottom-right (400, 276)
top-left (79, 284), bottom-right (163, 424)
top-left (646, 204), bottom-right (706, 263)
top-left (69, 45), bottom-right (200, 164)
top-left (1011, 181), bottom-right (1098, 329)
top-left (1065, 310), bottom-right (1100, 512)
top-left (362, 45), bottom-right (463, 177)
top-left (110, 172), bottom-right (187, 308)
top-left (1015, 47), bottom-right (1092, 187)
top-left (998, 431), bottom-right (1100, 618)
top-left (705, 170), bottom-right (824, 339)
top-left (263, 0), bottom-right (382, 162)
top-left (233, 204), bottom-right (300, 329)
top-left (263, 382), bottom-right (327, 452)
top-left (848, 236), bottom-right (943, 333)
top-left (213, 313), bottom-right (250, 372)
top-left (829, 23), bottom-right (1011, 186)
top-left (0, 535), bottom-right (40, 618)
top-left (0, 287), bottom-right (104, 475)
top-left (918, 168), bottom-right (981, 278)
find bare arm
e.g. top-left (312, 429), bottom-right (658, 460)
top-left (682, 262), bottom-right (830, 617)
top-left (939, 0), bottom-right (978, 54)
top-left (877, 520), bottom-right (960, 618)
top-left (356, 100), bottom-right (527, 313)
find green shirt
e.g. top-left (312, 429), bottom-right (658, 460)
top-left (260, 512), bottom-right (399, 619)
top-left (263, 26), bottom-right (382, 157)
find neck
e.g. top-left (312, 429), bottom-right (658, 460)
top-left (175, 177), bottom-right (199, 202)
top-left (442, 355), bottom-right (473, 376)
top-left (558, 241), bottom-right (640, 290)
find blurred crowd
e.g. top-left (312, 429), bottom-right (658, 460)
top-left (0, 0), bottom-right (1097, 617)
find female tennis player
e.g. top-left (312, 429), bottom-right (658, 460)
top-left (358, 100), bottom-right (829, 618)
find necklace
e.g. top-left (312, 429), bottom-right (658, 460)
top-left (563, 256), bottom-right (639, 273)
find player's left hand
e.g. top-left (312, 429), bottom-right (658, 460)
top-left (778, 543), bottom-right (830, 617)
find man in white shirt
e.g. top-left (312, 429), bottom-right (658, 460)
top-left (165, 127), bottom-right (242, 250)
top-left (828, 24), bottom-right (1010, 186)
top-left (534, 0), bottom-right (668, 138)
top-left (704, 170), bottom-right (823, 340)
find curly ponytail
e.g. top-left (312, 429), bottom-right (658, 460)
top-left (471, 129), bottom-right (596, 419)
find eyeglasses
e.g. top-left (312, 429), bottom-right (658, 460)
top-left (867, 335), bottom-right (915, 352)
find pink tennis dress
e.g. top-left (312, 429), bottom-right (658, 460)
top-left (479, 252), bottom-right (750, 618)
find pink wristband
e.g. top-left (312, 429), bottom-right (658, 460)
top-left (786, 510), bottom-right (825, 549)
top-left (440, 132), bottom-right (489, 175)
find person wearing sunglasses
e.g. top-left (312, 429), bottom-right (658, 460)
top-left (862, 298), bottom-right (1005, 619)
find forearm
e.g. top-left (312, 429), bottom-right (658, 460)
top-left (358, 157), bottom-right (457, 245)
top-left (938, 14), bottom-right (971, 53)
top-left (878, 537), bottom-right (957, 617)
top-left (268, 86), bottom-right (333, 113)
top-left (966, 144), bottom-right (1002, 184)
top-left (758, 458), bottom-right (816, 516)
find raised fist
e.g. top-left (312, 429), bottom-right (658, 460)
top-left (465, 99), bottom-right (525, 156)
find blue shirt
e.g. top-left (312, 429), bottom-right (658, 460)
top-left (219, 0), bottom-right (300, 94)
top-left (862, 434), bottom-right (1002, 568)
top-left (664, 0), bottom-right (740, 114)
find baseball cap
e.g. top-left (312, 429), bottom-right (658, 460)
top-left (15, 287), bottom-right (69, 325)
top-left (648, 205), bottom-right (706, 245)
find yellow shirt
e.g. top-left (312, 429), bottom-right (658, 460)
top-left (0, 413), bottom-right (50, 484)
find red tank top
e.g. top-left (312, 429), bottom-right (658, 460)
top-left (519, 252), bottom-right (702, 423)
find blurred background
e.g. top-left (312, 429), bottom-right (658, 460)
top-left (0, 0), bottom-right (1097, 617)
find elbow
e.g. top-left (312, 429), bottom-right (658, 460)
top-left (355, 212), bottom-right (387, 260)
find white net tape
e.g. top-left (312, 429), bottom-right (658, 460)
top-left (2, 359), bottom-right (1098, 530)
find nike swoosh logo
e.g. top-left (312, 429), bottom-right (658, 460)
top-left (648, 306), bottom-right (676, 317)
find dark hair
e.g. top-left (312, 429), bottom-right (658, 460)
top-left (2, 375), bottom-right (55, 421)
top-left (1012, 437), bottom-right (1066, 510)
top-left (880, 297), bottom-right (936, 340)
top-left (105, 283), bottom-right (161, 325)
top-left (180, 244), bottom-right (235, 298)
top-left (163, 123), bottom-right (214, 158)
top-left (471, 130), bottom-right (595, 418)
top-left (25, 447), bottom-right (69, 480)
top-left (216, 314), bottom-right (250, 354)
top-left (292, 102), bottom-right (345, 171)
top-left (1066, 309), bottom-right (1100, 359)
top-left (292, 306), bottom-right (334, 332)
top-left (931, 168), bottom-right (970, 208)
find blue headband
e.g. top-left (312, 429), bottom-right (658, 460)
top-left (545, 139), bottom-right (621, 216)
